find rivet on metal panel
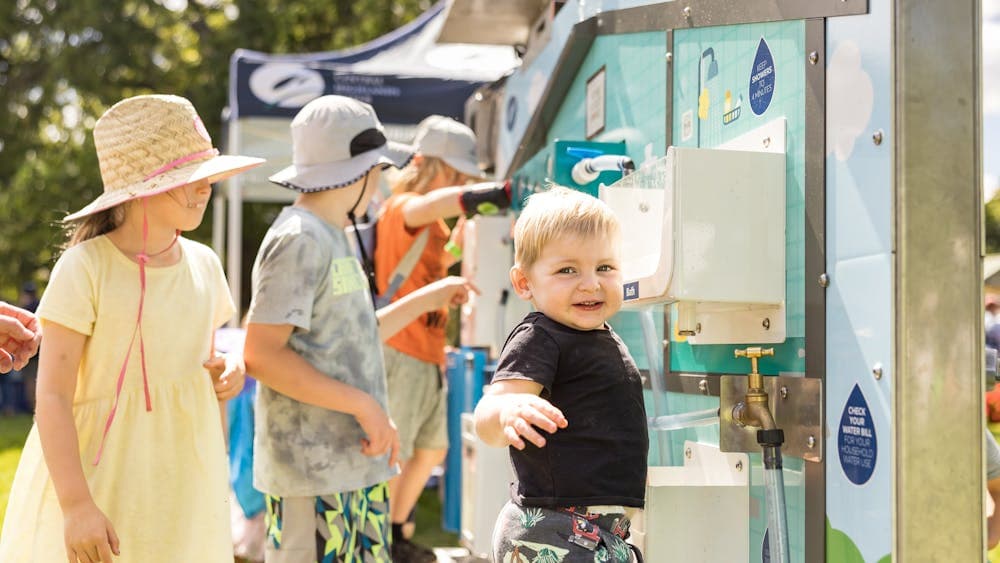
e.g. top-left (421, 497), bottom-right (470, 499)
top-left (818, 273), bottom-right (830, 287)
top-left (665, 51), bottom-right (673, 63)
top-left (639, 202), bottom-right (649, 213)
top-left (762, 136), bottom-right (771, 148)
top-left (684, 447), bottom-right (693, 459)
top-left (762, 317), bottom-right (770, 330)
top-left (872, 362), bottom-right (883, 380)
top-left (872, 129), bottom-right (884, 145)
top-left (698, 379), bottom-right (709, 394)
top-left (779, 386), bottom-right (788, 400)
top-left (683, 6), bottom-right (692, 18)
top-left (807, 436), bottom-right (816, 449)
top-left (695, 322), bottom-right (702, 334)
top-left (736, 460), bottom-right (743, 472)
top-left (808, 51), bottom-right (819, 65)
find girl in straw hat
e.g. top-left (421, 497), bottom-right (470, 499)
top-left (0, 94), bottom-right (264, 563)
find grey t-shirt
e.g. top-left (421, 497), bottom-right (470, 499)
top-left (248, 206), bottom-right (394, 496)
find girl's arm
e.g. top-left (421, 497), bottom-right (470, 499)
top-left (401, 182), bottom-right (512, 228)
top-left (473, 378), bottom-right (567, 449)
top-left (35, 321), bottom-right (120, 561)
top-left (400, 186), bottom-right (465, 229)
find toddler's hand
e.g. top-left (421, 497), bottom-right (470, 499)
top-left (63, 500), bottom-right (120, 562)
top-left (203, 353), bottom-right (245, 401)
top-left (354, 396), bottom-right (400, 469)
top-left (498, 394), bottom-right (568, 450)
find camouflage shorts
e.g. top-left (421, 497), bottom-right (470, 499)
top-left (492, 501), bottom-right (642, 562)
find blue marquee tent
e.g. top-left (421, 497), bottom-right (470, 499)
top-left (216, 1), bottom-right (519, 317)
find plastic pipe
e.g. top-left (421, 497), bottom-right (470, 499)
top-left (762, 444), bottom-right (791, 563)
top-left (570, 155), bottom-right (636, 185)
top-left (648, 407), bottom-right (720, 431)
top-left (639, 307), bottom-right (672, 465)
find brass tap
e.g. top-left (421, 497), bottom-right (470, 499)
top-left (732, 347), bottom-right (777, 430)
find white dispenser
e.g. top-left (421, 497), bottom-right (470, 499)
top-left (459, 215), bottom-right (532, 355)
top-left (599, 118), bottom-right (787, 344)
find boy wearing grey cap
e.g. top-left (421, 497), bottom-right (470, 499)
top-left (244, 96), bottom-right (474, 563)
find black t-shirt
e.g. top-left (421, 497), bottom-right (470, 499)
top-left (492, 312), bottom-right (649, 508)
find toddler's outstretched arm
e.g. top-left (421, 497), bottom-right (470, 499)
top-left (474, 379), bottom-right (568, 450)
top-left (35, 321), bottom-right (121, 562)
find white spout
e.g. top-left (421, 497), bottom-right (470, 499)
top-left (571, 155), bottom-right (635, 185)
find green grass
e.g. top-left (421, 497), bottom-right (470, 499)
top-left (413, 484), bottom-right (460, 548)
top-left (0, 415), bottom-right (33, 530)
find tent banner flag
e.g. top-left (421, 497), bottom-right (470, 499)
top-left (234, 59), bottom-right (482, 124)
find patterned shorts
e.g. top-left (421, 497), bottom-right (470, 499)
top-left (265, 483), bottom-right (391, 563)
top-left (492, 501), bottom-right (642, 562)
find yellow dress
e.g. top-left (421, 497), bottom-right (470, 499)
top-left (0, 236), bottom-right (235, 562)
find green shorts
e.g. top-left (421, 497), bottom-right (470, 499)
top-left (384, 346), bottom-right (448, 459)
top-left (264, 483), bottom-right (391, 562)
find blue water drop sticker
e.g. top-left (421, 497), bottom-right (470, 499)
top-left (838, 383), bottom-right (877, 485)
top-left (749, 38), bottom-right (775, 116)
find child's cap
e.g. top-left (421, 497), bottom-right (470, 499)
top-left (413, 115), bottom-right (482, 179)
top-left (269, 95), bottom-right (415, 192)
top-left (65, 95), bottom-right (265, 221)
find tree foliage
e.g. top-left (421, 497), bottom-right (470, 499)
top-left (0, 0), bottom-right (432, 300)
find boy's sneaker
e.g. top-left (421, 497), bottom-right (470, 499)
top-left (391, 537), bottom-right (437, 563)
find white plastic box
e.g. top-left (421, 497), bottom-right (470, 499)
top-left (599, 146), bottom-right (785, 308)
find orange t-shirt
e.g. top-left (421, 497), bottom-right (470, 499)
top-left (375, 192), bottom-right (451, 365)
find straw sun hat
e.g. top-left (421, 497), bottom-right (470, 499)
top-left (65, 94), bottom-right (265, 221)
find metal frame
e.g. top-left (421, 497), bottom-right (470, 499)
top-left (893, 0), bottom-right (983, 559)
top-left (802, 19), bottom-right (827, 562)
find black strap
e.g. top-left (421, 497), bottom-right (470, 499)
top-left (347, 172), bottom-right (378, 310)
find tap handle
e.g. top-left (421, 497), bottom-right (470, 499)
top-left (733, 346), bottom-right (775, 359)
top-left (734, 347), bottom-right (774, 376)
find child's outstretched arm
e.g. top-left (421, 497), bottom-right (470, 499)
top-left (474, 379), bottom-right (568, 449)
top-left (35, 321), bottom-right (121, 562)
top-left (376, 276), bottom-right (477, 341)
top-left (400, 182), bottom-right (510, 228)
top-left (244, 322), bottom-right (400, 467)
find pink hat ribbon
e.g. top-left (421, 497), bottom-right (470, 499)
top-left (143, 148), bottom-right (219, 181)
top-left (93, 199), bottom-right (179, 465)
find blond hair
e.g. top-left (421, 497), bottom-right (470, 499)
top-left (390, 156), bottom-right (453, 195)
top-left (513, 186), bottom-right (621, 269)
top-left (65, 204), bottom-right (126, 248)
